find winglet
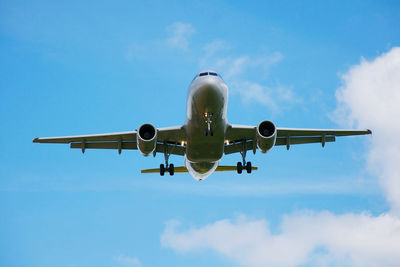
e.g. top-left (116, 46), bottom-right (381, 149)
top-left (367, 129), bottom-right (372, 134)
top-left (33, 137), bottom-right (39, 143)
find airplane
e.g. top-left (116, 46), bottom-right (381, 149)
top-left (33, 70), bottom-right (372, 180)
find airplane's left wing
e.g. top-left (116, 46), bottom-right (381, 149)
top-left (33, 126), bottom-right (186, 156)
top-left (224, 124), bottom-right (371, 155)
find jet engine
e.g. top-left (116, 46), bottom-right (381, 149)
top-left (256, 120), bottom-right (277, 153)
top-left (137, 123), bottom-right (157, 156)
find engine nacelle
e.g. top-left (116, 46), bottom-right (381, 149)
top-left (137, 123), bottom-right (157, 156)
top-left (256, 120), bottom-right (277, 153)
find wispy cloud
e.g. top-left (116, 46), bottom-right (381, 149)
top-left (166, 22), bottom-right (195, 50)
top-left (199, 41), bottom-right (299, 111)
top-left (114, 254), bottom-right (142, 267)
top-left (125, 42), bottom-right (146, 61)
top-left (125, 25), bottom-right (296, 112)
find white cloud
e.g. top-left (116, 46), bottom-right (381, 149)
top-left (333, 47), bottom-right (400, 214)
top-left (231, 80), bottom-right (296, 111)
top-left (166, 22), bottom-right (195, 50)
top-left (161, 47), bottom-right (400, 267)
top-left (114, 254), bottom-right (142, 267)
top-left (208, 52), bottom-right (284, 80)
top-left (161, 213), bottom-right (400, 267)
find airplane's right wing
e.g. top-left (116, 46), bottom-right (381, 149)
top-left (33, 126), bottom-right (187, 156)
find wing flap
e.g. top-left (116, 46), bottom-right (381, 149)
top-left (277, 128), bottom-right (372, 137)
top-left (275, 136), bottom-right (335, 146)
top-left (155, 143), bottom-right (185, 156)
top-left (224, 141), bottom-right (255, 155)
top-left (70, 141), bottom-right (137, 150)
top-left (70, 141), bottom-right (185, 156)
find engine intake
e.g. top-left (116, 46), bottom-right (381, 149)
top-left (137, 123), bottom-right (157, 156)
top-left (256, 120), bottom-right (277, 153)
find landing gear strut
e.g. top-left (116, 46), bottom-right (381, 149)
top-left (237, 142), bottom-right (252, 174)
top-left (205, 112), bottom-right (213, 136)
top-left (160, 142), bottom-right (174, 176)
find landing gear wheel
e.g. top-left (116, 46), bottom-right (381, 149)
top-left (160, 164), bottom-right (165, 176)
top-left (210, 128), bottom-right (213, 136)
top-left (246, 161), bottom-right (252, 173)
top-left (237, 162), bottom-right (243, 174)
top-left (169, 164), bottom-right (175, 176)
top-left (205, 129), bottom-right (208, 136)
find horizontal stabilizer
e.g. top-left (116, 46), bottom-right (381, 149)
top-left (141, 165), bottom-right (258, 174)
top-left (141, 166), bottom-right (188, 173)
top-left (215, 165), bottom-right (258, 172)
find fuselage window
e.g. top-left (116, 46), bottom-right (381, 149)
top-left (199, 72), bottom-right (208, 76)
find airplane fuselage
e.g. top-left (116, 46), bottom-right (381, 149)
top-left (184, 72), bottom-right (228, 180)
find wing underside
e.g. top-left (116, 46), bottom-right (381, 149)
top-left (224, 125), bottom-right (371, 155)
top-left (33, 126), bottom-right (186, 156)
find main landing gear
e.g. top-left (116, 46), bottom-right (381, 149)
top-left (159, 163), bottom-right (174, 176)
top-left (160, 143), bottom-right (174, 176)
top-left (205, 112), bottom-right (213, 136)
top-left (237, 143), bottom-right (252, 174)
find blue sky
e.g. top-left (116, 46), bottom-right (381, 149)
top-left (1, 1), bottom-right (400, 266)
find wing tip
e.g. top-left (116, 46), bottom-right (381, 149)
top-left (33, 137), bottom-right (39, 143)
top-left (367, 129), bottom-right (372, 134)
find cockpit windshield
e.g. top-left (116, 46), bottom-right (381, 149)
top-left (192, 71), bottom-right (222, 82)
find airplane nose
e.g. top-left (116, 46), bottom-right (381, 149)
top-left (197, 78), bottom-right (223, 94)
top-left (199, 83), bottom-right (217, 92)
top-left (196, 83), bottom-right (223, 101)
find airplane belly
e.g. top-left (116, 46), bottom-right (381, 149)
top-left (185, 108), bottom-right (226, 162)
top-left (185, 76), bottom-right (228, 162)
top-left (186, 138), bottom-right (224, 162)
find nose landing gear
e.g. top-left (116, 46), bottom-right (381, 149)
top-left (204, 112), bottom-right (214, 136)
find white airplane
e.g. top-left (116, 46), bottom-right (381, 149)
top-left (33, 70), bottom-right (371, 180)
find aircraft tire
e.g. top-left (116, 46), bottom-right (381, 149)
top-left (237, 162), bottom-right (243, 174)
top-left (169, 164), bottom-right (175, 176)
top-left (160, 164), bottom-right (165, 176)
top-left (246, 162), bottom-right (252, 173)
